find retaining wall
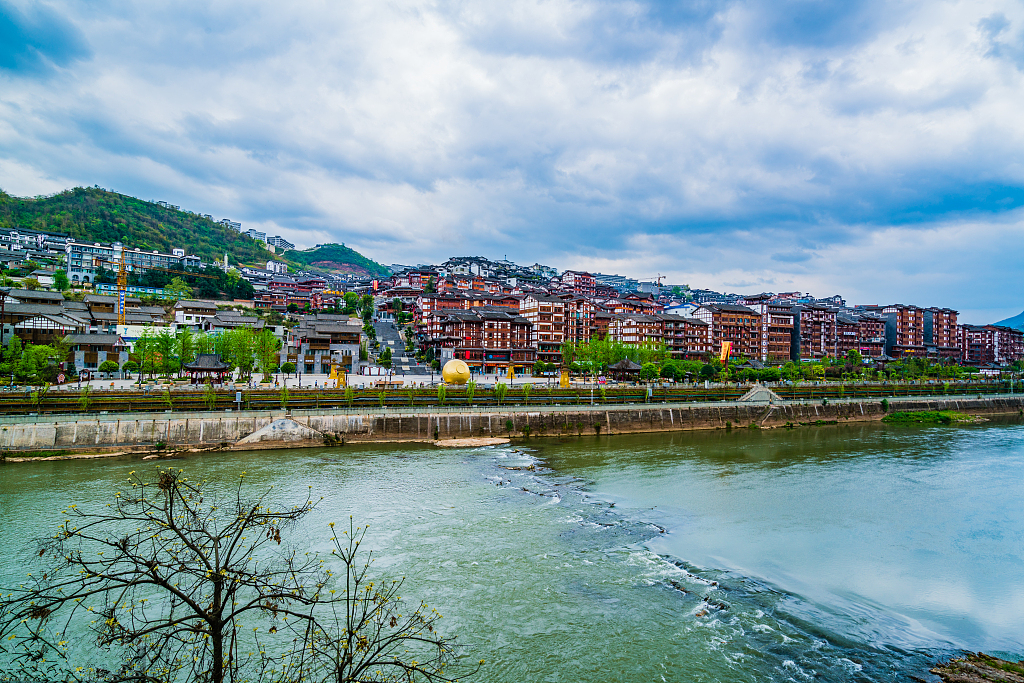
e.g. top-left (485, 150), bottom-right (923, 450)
top-left (1, 396), bottom-right (1022, 453)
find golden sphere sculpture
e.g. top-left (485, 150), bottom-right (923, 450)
top-left (441, 359), bottom-right (471, 385)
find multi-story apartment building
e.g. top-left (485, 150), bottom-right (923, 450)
top-left (559, 271), bottom-right (596, 297)
top-left (861, 304), bottom-right (959, 359)
top-left (521, 294), bottom-right (565, 365)
top-left (693, 304), bottom-right (762, 359)
top-left (925, 307), bottom-right (960, 359)
top-left (244, 228), bottom-right (267, 243)
top-left (428, 308), bottom-right (534, 375)
top-left (658, 314), bottom-right (711, 360)
top-left (855, 313), bottom-right (887, 358)
top-left (739, 295), bottom-right (795, 362)
top-left (607, 314), bottom-right (663, 345)
top-left (835, 314), bottom-right (860, 357)
top-left (267, 236), bottom-right (295, 250)
top-left (560, 294), bottom-right (596, 343)
top-left (65, 241), bottom-right (200, 284)
top-left (958, 325), bottom-right (1024, 365)
top-left (791, 305), bottom-right (838, 359)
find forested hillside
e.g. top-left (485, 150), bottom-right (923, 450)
top-left (0, 187), bottom-right (274, 266)
top-left (281, 243), bottom-right (389, 277)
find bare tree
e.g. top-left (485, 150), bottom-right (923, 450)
top-left (0, 469), bottom-right (478, 683)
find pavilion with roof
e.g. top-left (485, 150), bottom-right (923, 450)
top-left (183, 354), bottom-right (233, 384)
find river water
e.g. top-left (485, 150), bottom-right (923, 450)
top-left (2, 418), bottom-right (1023, 681)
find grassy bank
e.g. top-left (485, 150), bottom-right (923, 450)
top-left (882, 410), bottom-right (979, 425)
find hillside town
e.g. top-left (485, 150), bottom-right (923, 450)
top-left (0, 225), bottom-right (1022, 386)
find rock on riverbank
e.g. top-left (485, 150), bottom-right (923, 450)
top-left (931, 652), bottom-right (1024, 682)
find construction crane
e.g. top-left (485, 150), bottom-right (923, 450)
top-left (117, 250), bottom-right (127, 325)
top-left (97, 258), bottom-right (220, 326)
top-left (145, 265), bottom-right (221, 280)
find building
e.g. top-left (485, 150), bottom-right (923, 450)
top-left (267, 236), bottom-right (295, 250)
top-left (959, 325), bottom-right (1024, 365)
top-left (66, 334), bottom-right (129, 372)
top-left (862, 304), bottom-right (959, 359)
top-left (244, 229), bottom-right (267, 243)
top-left (607, 314), bottom-right (663, 346)
top-left (520, 294), bottom-right (566, 366)
top-left (559, 271), bottom-right (596, 297)
top-left (64, 241), bottom-right (199, 284)
top-left (289, 314), bottom-right (363, 374)
top-left (560, 295), bottom-right (596, 343)
top-left (739, 295), bottom-right (795, 363)
top-left (174, 300), bottom-right (219, 325)
top-left (925, 307), bottom-right (960, 359)
top-left (427, 308), bottom-right (534, 375)
top-left (789, 305), bottom-right (838, 360)
top-left (266, 261), bottom-right (288, 274)
top-left (658, 314), bottom-right (711, 360)
top-left (219, 219), bottom-right (242, 231)
top-left (693, 304), bottom-right (762, 360)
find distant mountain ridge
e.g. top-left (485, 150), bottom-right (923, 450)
top-left (0, 187), bottom-right (387, 276)
top-left (995, 310), bottom-right (1024, 331)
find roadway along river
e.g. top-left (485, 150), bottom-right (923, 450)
top-left (2, 418), bottom-right (1023, 681)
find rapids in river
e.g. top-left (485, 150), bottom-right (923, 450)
top-left (2, 418), bottom-right (1023, 681)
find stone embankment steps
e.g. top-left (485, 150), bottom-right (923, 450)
top-left (1, 395), bottom-right (1021, 455)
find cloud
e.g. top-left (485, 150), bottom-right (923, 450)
top-left (0, 1), bottom-right (90, 72)
top-left (0, 0), bottom-right (1022, 322)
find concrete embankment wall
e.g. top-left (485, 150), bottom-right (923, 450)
top-left (1, 396), bottom-right (1022, 453)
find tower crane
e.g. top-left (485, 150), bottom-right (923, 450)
top-left (97, 259), bottom-right (220, 326)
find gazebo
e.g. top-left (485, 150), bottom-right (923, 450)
top-left (183, 354), bottom-right (233, 384)
top-left (607, 358), bottom-right (643, 381)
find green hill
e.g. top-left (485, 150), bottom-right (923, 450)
top-left (281, 243), bottom-right (389, 277)
top-left (0, 186), bottom-right (274, 266)
top-left (995, 310), bottom-right (1024, 331)
top-left (0, 187), bottom-right (388, 276)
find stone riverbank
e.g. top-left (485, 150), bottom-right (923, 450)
top-left (1, 394), bottom-right (1022, 458)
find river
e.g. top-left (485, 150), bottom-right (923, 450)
top-left (2, 418), bottom-right (1023, 681)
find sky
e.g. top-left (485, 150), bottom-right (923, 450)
top-left (1, 0), bottom-right (1022, 323)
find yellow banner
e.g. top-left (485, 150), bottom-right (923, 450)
top-left (719, 341), bottom-right (732, 363)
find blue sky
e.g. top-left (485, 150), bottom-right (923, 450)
top-left (1, 0), bottom-right (1022, 323)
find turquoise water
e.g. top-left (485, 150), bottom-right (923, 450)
top-left (2, 418), bottom-right (1023, 680)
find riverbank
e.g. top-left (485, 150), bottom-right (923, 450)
top-left (1, 393), bottom-right (1022, 458)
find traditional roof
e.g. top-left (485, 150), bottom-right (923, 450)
top-left (174, 300), bottom-right (218, 310)
top-left (608, 358), bottom-right (643, 371)
top-left (183, 354), bottom-right (232, 371)
top-left (66, 334), bottom-right (127, 346)
top-left (701, 303), bottom-right (759, 314)
top-left (7, 288), bottom-right (64, 303)
top-left (85, 294), bottom-right (143, 305)
top-left (14, 313), bottom-right (87, 330)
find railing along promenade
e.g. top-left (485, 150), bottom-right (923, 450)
top-left (0, 380), bottom-right (1018, 418)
